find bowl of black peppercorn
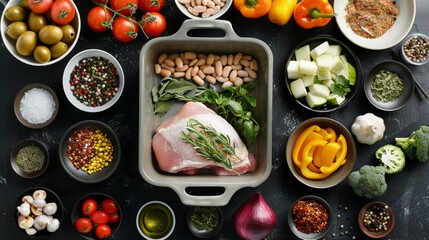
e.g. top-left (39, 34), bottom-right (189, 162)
top-left (358, 201), bottom-right (395, 238)
top-left (401, 33), bottom-right (429, 66)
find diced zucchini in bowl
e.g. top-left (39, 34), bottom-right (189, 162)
top-left (295, 45), bottom-right (311, 61)
top-left (308, 84), bottom-right (330, 98)
top-left (310, 41), bottom-right (329, 59)
top-left (287, 60), bottom-right (300, 79)
top-left (290, 78), bottom-right (307, 98)
top-left (305, 92), bottom-right (327, 108)
top-left (326, 93), bottom-right (346, 106)
top-left (298, 60), bottom-right (318, 75)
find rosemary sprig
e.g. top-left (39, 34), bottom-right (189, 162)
top-left (180, 119), bottom-right (236, 169)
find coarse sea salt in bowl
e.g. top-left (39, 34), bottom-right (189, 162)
top-left (14, 83), bottom-right (59, 129)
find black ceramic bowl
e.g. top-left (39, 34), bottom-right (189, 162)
top-left (10, 139), bottom-right (49, 178)
top-left (59, 120), bottom-right (121, 183)
top-left (186, 206), bottom-right (223, 238)
top-left (14, 187), bottom-right (63, 238)
top-left (288, 195), bottom-right (332, 240)
top-left (285, 35), bottom-right (362, 113)
top-left (364, 60), bottom-right (415, 111)
top-left (358, 201), bottom-right (395, 238)
top-left (71, 193), bottom-right (122, 240)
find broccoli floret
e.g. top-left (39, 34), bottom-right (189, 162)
top-left (375, 144), bottom-right (405, 174)
top-left (395, 125), bottom-right (429, 162)
top-left (348, 165), bottom-right (387, 199)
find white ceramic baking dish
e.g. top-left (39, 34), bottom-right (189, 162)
top-left (139, 19), bottom-right (273, 206)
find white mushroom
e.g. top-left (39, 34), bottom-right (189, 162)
top-left (47, 218), bottom-right (60, 232)
top-left (31, 205), bottom-right (43, 216)
top-left (22, 195), bottom-right (34, 205)
top-left (25, 228), bottom-right (37, 235)
top-left (33, 198), bottom-right (46, 208)
top-left (33, 215), bottom-right (49, 230)
top-left (17, 202), bottom-right (31, 217)
top-left (43, 202), bottom-right (57, 216)
top-left (18, 215), bottom-right (34, 229)
top-left (33, 190), bottom-right (47, 200)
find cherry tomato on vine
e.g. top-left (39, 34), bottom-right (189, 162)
top-left (91, 211), bottom-right (110, 225)
top-left (87, 6), bottom-right (113, 33)
top-left (109, 212), bottom-right (120, 223)
top-left (110, 0), bottom-right (138, 16)
top-left (142, 12), bottom-right (166, 38)
top-left (75, 218), bottom-right (93, 234)
top-left (95, 224), bottom-right (112, 239)
top-left (27, 0), bottom-right (53, 14)
top-left (101, 199), bottom-right (118, 214)
top-left (138, 0), bottom-right (164, 12)
top-left (81, 199), bottom-right (98, 216)
top-left (50, 0), bottom-right (75, 25)
top-left (112, 17), bottom-right (139, 42)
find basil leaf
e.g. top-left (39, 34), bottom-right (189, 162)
top-left (164, 80), bottom-right (196, 94)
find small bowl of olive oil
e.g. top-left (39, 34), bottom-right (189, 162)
top-left (136, 201), bottom-right (175, 240)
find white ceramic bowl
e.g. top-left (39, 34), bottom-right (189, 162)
top-left (0, 0), bottom-right (80, 66)
top-left (136, 201), bottom-right (175, 240)
top-left (334, 0), bottom-right (416, 50)
top-left (63, 49), bottom-right (124, 112)
top-left (175, 0), bottom-right (232, 19)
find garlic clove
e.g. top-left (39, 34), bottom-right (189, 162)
top-left (22, 195), bottom-right (34, 205)
top-left (33, 198), bottom-right (46, 208)
top-left (31, 205), bottom-right (43, 216)
top-left (43, 202), bottom-right (58, 216)
top-left (25, 228), bottom-right (37, 235)
top-left (34, 215), bottom-right (50, 230)
top-left (47, 218), bottom-right (60, 232)
top-left (33, 190), bottom-right (47, 200)
top-left (17, 202), bottom-right (31, 217)
top-left (18, 215), bottom-right (34, 229)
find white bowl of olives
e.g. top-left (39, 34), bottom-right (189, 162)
top-left (1, 0), bottom-right (80, 66)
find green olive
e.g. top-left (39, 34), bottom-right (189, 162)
top-left (19, 0), bottom-right (31, 10)
top-left (33, 45), bottom-right (51, 63)
top-left (60, 25), bottom-right (76, 44)
top-left (6, 21), bottom-right (28, 40)
top-left (49, 42), bottom-right (68, 59)
top-left (38, 25), bottom-right (63, 45)
top-left (16, 31), bottom-right (37, 56)
top-left (28, 12), bottom-right (47, 33)
top-left (4, 6), bottom-right (27, 22)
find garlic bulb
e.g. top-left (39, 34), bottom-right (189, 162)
top-left (34, 215), bottom-right (50, 230)
top-left (17, 202), bottom-right (31, 217)
top-left (47, 218), bottom-right (60, 232)
top-left (18, 215), bottom-right (34, 229)
top-left (25, 228), bottom-right (37, 235)
top-left (351, 113), bottom-right (385, 145)
top-left (43, 203), bottom-right (57, 216)
top-left (33, 198), bottom-right (46, 208)
top-left (22, 195), bottom-right (34, 205)
top-left (33, 190), bottom-right (47, 200)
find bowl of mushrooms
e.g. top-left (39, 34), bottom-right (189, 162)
top-left (14, 187), bottom-right (63, 237)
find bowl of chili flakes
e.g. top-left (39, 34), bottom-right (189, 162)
top-left (288, 195), bottom-right (332, 240)
top-left (58, 120), bottom-right (121, 183)
top-left (334, 0), bottom-right (416, 50)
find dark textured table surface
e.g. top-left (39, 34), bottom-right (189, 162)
top-left (1, 0), bottom-right (429, 239)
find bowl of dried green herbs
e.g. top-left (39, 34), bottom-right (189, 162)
top-left (10, 138), bottom-right (49, 178)
top-left (186, 206), bottom-right (223, 238)
top-left (364, 60), bottom-right (415, 111)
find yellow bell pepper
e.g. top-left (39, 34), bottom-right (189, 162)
top-left (325, 127), bottom-right (337, 142)
top-left (300, 139), bottom-right (330, 179)
top-left (320, 135), bottom-right (347, 174)
top-left (292, 125), bottom-right (321, 168)
top-left (268, 0), bottom-right (297, 26)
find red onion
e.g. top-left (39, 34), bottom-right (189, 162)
top-left (233, 192), bottom-right (277, 240)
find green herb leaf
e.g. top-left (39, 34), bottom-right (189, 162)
top-left (164, 79), bottom-right (196, 94)
top-left (154, 100), bottom-right (174, 114)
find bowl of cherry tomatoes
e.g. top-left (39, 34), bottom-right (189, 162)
top-left (71, 193), bottom-right (121, 239)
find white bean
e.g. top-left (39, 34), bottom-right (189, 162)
top-left (202, 8), bottom-right (214, 18)
top-left (215, 60), bottom-right (223, 76)
top-left (185, 67), bottom-right (193, 80)
top-left (202, 66), bottom-right (215, 74)
top-left (245, 66), bottom-right (257, 79)
top-left (216, 76), bottom-right (229, 82)
top-left (220, 55), bottom-right (228, 66)
top-left (206, 75), bottom-right (216, 84)
top-left (175, 57), bottom-right (184, 68)
top-left (158, 54), bottom-right (167, 64)
top-left (154, 64), bottom-right (161, 74)
top-left (193, 75), bottom-right (205, 86)
top-left (222, 66), bottom-right (232, 78)
top-left (233, 52), bottom-right (243, 65)
top-left (174, 72), bottom-right (186, 78)
top-left (222, 81), bottom-right (233, 88)
top-left (197, 69), bottom-right (206, 79)
top-left (229, 70), bottom-right (237, 82)
top-left (164, 58), bottom-right (175, 67)
top-left (184, 51), bottom-right (197, 60)
top-left (193, 5), bottom-right (207, 13)
top-left (206, 54), bottom-right (215, 65)
top-left (176, 65), bottom-right (189, 72)
top-left (238, 70), bottom-right (248, 78)
top-left (179, 0), bottom-right (191, 3)
top-left (234, 77), bottom-right (244, 86)
top-left (160, 69), bottom-right (171, 78)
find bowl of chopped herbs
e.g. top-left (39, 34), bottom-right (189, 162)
top-left (364, 60), bottom-right (415, 111)
top-left (187, 206), bottom-right (223, 238)
top-left (10, 138), bottom-right (49, 178)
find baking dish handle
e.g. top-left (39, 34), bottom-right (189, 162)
top-left (171, 184), bottom-right (241, 206)
top-left (171, 19), bottom-right (240, 40)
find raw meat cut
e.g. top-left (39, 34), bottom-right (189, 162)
top-left (152, 102), bottom-right (257, 175)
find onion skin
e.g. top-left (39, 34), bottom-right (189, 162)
top-left (233, 192), bottom-right (277, 240)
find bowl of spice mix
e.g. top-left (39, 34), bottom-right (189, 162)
top-left (10, 139), bottom-right (49, 178)
top-left (358, 201), bottom-right (395, 238)
top-left (14, 83), bottom-right (59, 129)
top-left (364, 60), bottom-right (415, 111)
top-left (288, 195), bottom-right (332, 240)
top-left (58, 120), bottom-right (121, 183)
top-left (401, 33), bottom-right (429, 65)
top-left (62, 49), bottom-right (124, 113)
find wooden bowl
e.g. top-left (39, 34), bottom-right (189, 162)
top-left (358, 201), bottom-right (395, 238)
